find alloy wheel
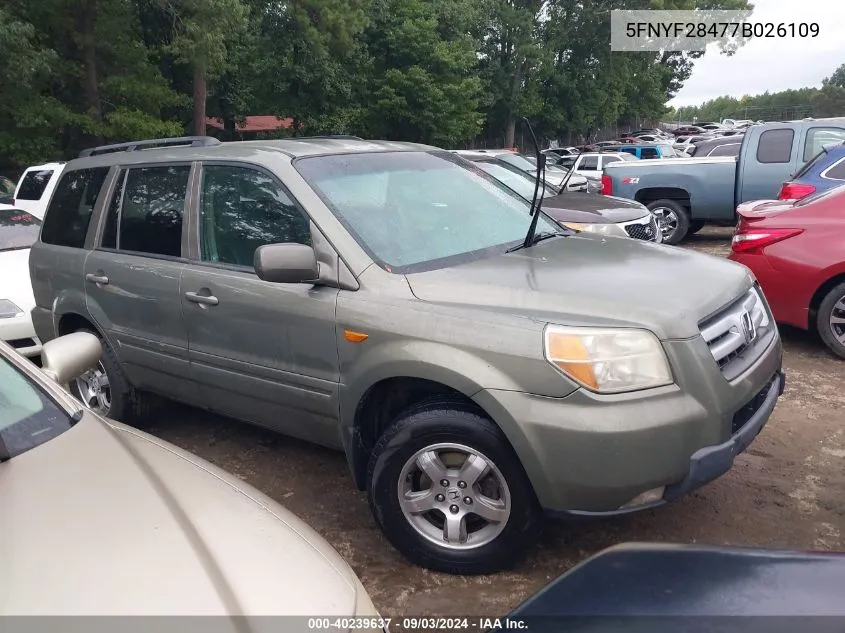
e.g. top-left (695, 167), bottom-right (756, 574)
top-left (397, 443), bottom-right (511, 550)
top-left (74, 361), bottom-right (112, 415)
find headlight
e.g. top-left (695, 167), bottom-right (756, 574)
top-left (560, 222), bottom-right (628, 238)
top-left (544, 325), bottom-right (673, 393)
top-left (0, 299), bottom-right (23, 319)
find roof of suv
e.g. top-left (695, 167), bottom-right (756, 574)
top-left (67, 137), bottom-right (438, 170)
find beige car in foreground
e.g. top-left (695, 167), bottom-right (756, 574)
top-left (0, 334), bottom-right (381, 628)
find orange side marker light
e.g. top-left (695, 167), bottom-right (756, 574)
top-left (344, 330), bottom-right (369, 343)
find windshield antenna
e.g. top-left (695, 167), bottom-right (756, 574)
top-left (520, 117), bottom-right (547, 249)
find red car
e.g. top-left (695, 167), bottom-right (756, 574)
top-left (730, 185), bottom-right (845, 358)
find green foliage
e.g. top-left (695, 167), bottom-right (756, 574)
top-left (671, 64), bottom-right (845, 123)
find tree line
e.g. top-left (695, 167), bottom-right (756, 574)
top-left (669, 64), bottom-right (845, 124)
top-left (1, 0), bottom-right (749, 173)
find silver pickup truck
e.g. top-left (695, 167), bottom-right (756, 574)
top-left (602, 118), bottom-right (845, 243)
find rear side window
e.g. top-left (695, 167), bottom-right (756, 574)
top-left (641, 148), bottom-right (658, 159)
top-left (16, 169), bottom-right (53, 201)
top-left (822, 157), bottom-right (845, 181)
top-left (619, 147), bottom-right (637, 156)
top-left (40, 168), bottom-right (108, 248)
top-left (756, 129), bottom-right (794, 164)
top-left (101, 165), bottom-right (190, 257)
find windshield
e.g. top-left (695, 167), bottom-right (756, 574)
top-left (0, 208), bottom-right (40, 251)
top-left (0, 354), bottom-right (76, 461)
top-left (474, 161), bottom-right (558, 200)
top-left (295, 151), bottom-right (560, 273)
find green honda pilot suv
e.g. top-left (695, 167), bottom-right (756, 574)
top-left (29, 136), bottom-right (784, 574)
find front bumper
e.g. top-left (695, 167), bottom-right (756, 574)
top-left (0, 313), bottom-right (43, 358)
top-left (473, 334), bottom-right (784, 515)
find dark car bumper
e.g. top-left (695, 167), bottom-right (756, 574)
top-left (547, 369), bottom-right (785, 519)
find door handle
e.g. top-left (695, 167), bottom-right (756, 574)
top-left (85, 273), bottom-right (109, 285)
top-left (184, 291), bottom-right (219, 306)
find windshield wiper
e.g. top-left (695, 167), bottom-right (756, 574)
top-left (506, 231), bottom-right (563, 252)
top-left (511, 118), bottom-right (548, 253)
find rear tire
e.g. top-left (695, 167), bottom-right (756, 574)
top-left (367, 398), bottom-right (540, 575)
top-left (816, 282), bottom-right (845, 359)
top-left (648, 199), bottom-right (690, 244)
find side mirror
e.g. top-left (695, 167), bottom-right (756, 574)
top-left (254, 243), bottom-right (319, 284)
top-left (40, 332), bottom-right (101, 385)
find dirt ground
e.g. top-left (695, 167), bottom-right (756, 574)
top-left (144, 227), bottom-right (845, 617)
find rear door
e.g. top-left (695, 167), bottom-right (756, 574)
top-left (738, 126), bottom-right (798, 203)
top-left (181, 162), bottom-right (341, 447)
top-left (84, 163), bottom-right (197, 403)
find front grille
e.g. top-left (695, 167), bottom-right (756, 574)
top-left (700, 286), bottom-right (774, 381)
top-left (622, 215), bottom-right (659, 241)
top-left (7, 337), bottom-right (36, 349)
top-left (731, 374), bottom-right (777, 435)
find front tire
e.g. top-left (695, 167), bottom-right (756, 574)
top-left (367, 398), bottom-right (540, 575)
top-left (817, 282), bottom-right (845, 359)
top-left (648, 199), bottom-right (690, 245)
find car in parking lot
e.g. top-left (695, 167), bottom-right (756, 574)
top-left (455, 152), bottom-right (660, 241)
top-left (0, 206), bottom-right (42, 358)
top-left (30, 135), bottom-right (784, 575)
top-left (454, 149), bottom-right (589, 191)
top-left (603, 118), bottom-right (845, 244)
top-left (731, 184), bottom-right (845, 359)
top-left (12, 162), bottom-right (64, 220)
top-left (776, 141), bottom-right (845, 202)
top-left (0, 333), bottom-right (380, 619)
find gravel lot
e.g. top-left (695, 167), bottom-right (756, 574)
top-left (144, 227), bottom-right (845, 617)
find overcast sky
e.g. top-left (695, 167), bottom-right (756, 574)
top-left (668, 0), bottom-right (845, 107)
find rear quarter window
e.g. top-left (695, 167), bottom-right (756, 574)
top-left (756, 129), bottom-right (794, 164)
top-left (16, 169), bottom-right (53, 201)
top-left (40, 167), bottom-right (109, 248)
top-left (822, 157), bottom-right (845, 181)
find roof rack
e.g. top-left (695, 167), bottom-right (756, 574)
top-left (287, 135), bottom-right (364, 141)
top-left (79, 136), bottom-right (221, 158)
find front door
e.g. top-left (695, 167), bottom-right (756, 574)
top-left (84, 164), bottom-right (197, 403)
top-left (181, 163), bottom-right (341, 448)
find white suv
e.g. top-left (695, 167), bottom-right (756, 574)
top-left (13, 162), bottom-right (65, 220)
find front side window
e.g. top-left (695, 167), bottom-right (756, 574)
top-left (803, 127), bottom-right (845, 162)
top-left (199, 165), bottom-right (311, 267)
top-left (16, 169), bottom-right (53, 201)
top-left (295, 151), bottom-right (560, 273)
top-left (0, 209), bottom-right (40, 251)
top-left (602, 156), bottom-right (622, 167)
top-left (580, 156), bottom-right (599, 170)
top-left (102, 165), bottom-right (189, 257)
top-left (40, 167), bottom-right (108, 248)
top-left (0, 356), bottom-right (75, 461)
top-left (641, 148), bottom-right (659, 159)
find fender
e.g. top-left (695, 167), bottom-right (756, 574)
top-left (338, 339), bottom-right (575, 489)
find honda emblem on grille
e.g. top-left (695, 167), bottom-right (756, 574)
top-left (740, 310), bottom-right (756, 344)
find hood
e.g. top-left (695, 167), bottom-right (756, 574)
top-left (541, 192), bottom-right (649, 224)
top-left (405, 234), bottom-right (751, 339)
top-left (0, 248), bottom-right (35, 310)
top-left (0, 416), bottom-right (361, 615)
